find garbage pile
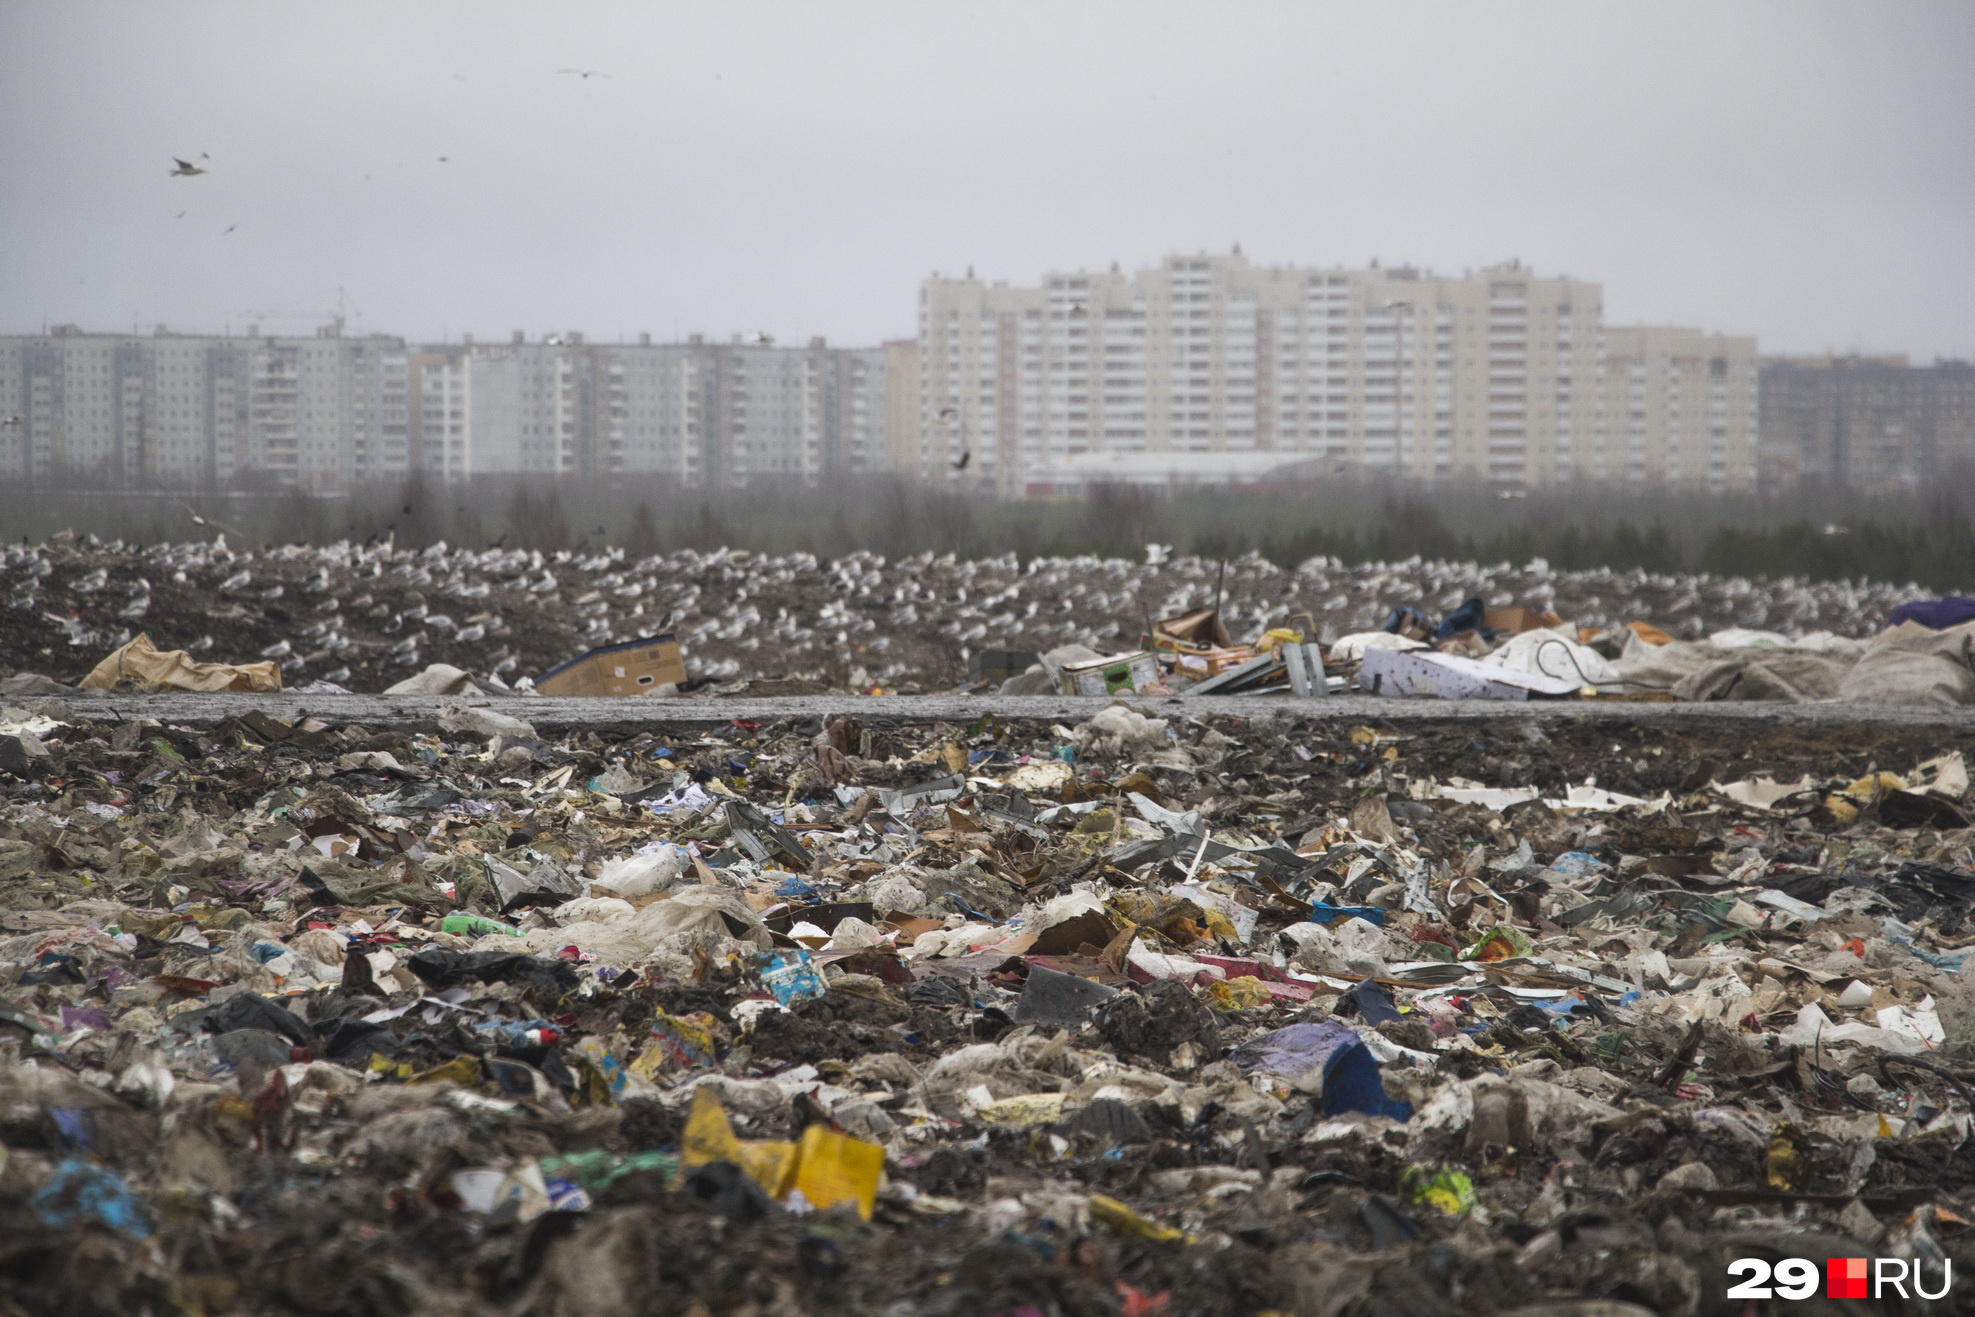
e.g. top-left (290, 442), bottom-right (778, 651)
top-left (1, 534), bottom-right (1934, 696)
top-left (5, 698), bottom-right (1975, 1314)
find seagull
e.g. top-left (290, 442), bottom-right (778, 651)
top-left (223, 224), bottom-right (237, 234)
top-left (952, 451), bottom-right (971, 472)
top-left (558, 68), bottom-right (611, 79)
top-left (0, 417), bottom-right (21, 428)
top-left (174, 210), bottom-right (186, 219)
top-left (170, 158), bottom-right (206, 177)
top-left (938, 407), bottom-right (958, 421)
top-left (437, 156), bottom-right (449, 163)
top-left (753, 332), bottom-right (774, 345)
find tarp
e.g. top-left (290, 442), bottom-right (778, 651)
top-left (78, 633), bottom-right (281, 694)
top-left (1837, 622), bottom-right (1975, 706)
top-left (1607, 635), bottom-right (1855, 702)
top-left (1888, 595), bottom-right (1975, 631)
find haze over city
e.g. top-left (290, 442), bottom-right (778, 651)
top-left (3, 1), bottom-right (1972, 359)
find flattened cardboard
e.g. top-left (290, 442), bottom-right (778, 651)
top-left (535, 634), bottom-right (686, 697)
top-left (1483, 607), bottom-right (1565, 635)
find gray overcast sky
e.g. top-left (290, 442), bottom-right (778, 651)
top-left (3, 2), bottom-right (1971, 358)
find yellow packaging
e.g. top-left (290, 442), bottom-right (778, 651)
top-left (681, 1086), bottom-right (799, 1199)
top-left (1088, 1193), bottom-right (1188, 1243)
top-left (791, 1123), bottom-right (884, 1220)
top-left (975, 1093), bottom-right (1070, 1126)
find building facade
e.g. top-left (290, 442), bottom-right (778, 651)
top-left (0, 323), bottom-right (408, 490)
top-left (420, 334), bottom-right (888, 487)
top-left (1595, 326), bottom-right (1760, 490)
top-left (913, 252), bottom-right (1760, 492)
top-left (1758, 356), bottom-right (1975, 490)
top-left (0, 327), bottom-right (887, 490)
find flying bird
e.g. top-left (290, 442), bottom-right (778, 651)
top-left (952, 451), bottom-right (971, 472)
top-left (223, 224), bottom-right (237, 234)
top-left (753, 332), bottom-right (774, 345)
top-left (937, 407), bottom-right (959, 421)
top-left (437, 156), bottom-right (449, 163)
top-left (170, 158), bottom-right (206, 177)
top-left (0, 416), bottom-right (21, 428)
top-left (558, 68), bottom-right (611, 79)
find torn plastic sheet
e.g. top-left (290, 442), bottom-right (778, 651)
top-left (1228, 1021), bottom-right (1413, 1121)
top-left (877, 774), bottom-right (966, 816)
top-left (1127, 792), bottom-right (1204, 837)
top-left (485, 853), bottom-right (583, 910)
top-left (1429, 781), bottom-right (1667, 813)
top-left (627, 781), bottom-right (716, 816)
top-left (723, 800), bottom-right (812, 869)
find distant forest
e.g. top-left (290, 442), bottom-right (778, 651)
top-left (3, 474), bottom-right (1973, 593)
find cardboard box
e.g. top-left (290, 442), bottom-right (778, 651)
top-left (1058, 651), bottom-right (1160, 696)
top-left (535, 634), bottom-right (687, 696)
top-left (1483, 607), bottom-right (1565, 634)
top-left (1151, 608), bottom-right (1233, 650)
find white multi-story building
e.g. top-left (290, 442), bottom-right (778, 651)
top-left (0, 323), bottom-right (408, 490)
top-left (0, 326), bottom-right (886, 490)
top-left (910, 251), bottom-right (1758, 492)
top-left (406, 333), bottom-right (887, 487)
top-left (1596, 327), bottom-right (1760, 489)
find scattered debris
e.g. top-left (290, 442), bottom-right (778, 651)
top-left (1, 694), bottom-right (1974, 1311)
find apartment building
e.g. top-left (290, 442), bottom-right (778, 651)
top-left (1758, 355), bottom-right (1975, 489)
top-left (914, 252), bottom-right (1607, 491)
top-left (913, 251), bottom-right (1760, 492)
top-left (402, 333), bottom-right (888, 487)
top-left (1595, 326), bottom-right (1760, 490)
top-left (0, 324), bottom-right (408, 490)
top-left (0, 327), bottom-right (888, 490)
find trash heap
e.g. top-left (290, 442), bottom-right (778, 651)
top-left (1, 534), bottom-right (1931, 696)
top-left (5, 696), bottom-right (1975, 1314)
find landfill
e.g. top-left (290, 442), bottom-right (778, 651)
top-left (3, 534), bottom-right (1955, 699)
top-left (6, 682), bottom-right (1975, 1314)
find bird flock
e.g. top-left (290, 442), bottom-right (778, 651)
top-left (0, 534), bottom-right (1939, 694)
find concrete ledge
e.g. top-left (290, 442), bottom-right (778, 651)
top-left (39, 691), bottom-right (1975, 733)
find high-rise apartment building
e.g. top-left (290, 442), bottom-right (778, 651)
top-left (412, 334), bottom-right (889, 487)
top-left (1595, 327), bottom-right (1759, 490)
top-left (913, 251), bottom-right (1759, 492)
top-left (0, 324), bottom-right (408, 490)
top-left (0, 327), bottom-right (887, 490)
top-left (1758, 355), bottom-right (1975, 490)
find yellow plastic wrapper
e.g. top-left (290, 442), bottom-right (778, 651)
top-left (681, 1087), bottom-right (799, 1200)
top-left (1088, 1193), bottom-right (1188, 1243)
top-left (1402, 1165), bottom-right (1477, 1216)
top-left (1203, 976), bottom-right (1274, 1010)
top-left (791, 1123), bottom-right (884, 1220)
top-left (1824, 772), bottom-right (1907, 825)
top-left (409, 1055), bottom-right (483, 1087)
top-left (1766, 1122), bottom-right (1801, 1191)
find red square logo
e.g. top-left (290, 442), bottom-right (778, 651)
top-left (1828, 1257), bottom-right (1869, 1299)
